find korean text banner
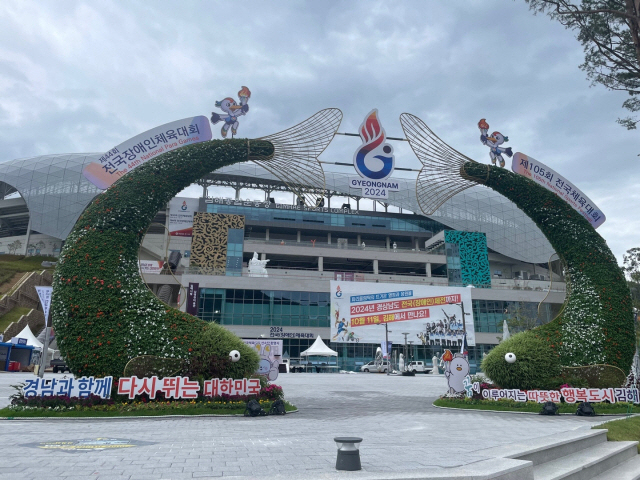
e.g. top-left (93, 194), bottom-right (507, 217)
top-left (83, 116), bottom-right (212, 190)
top-left (330, 281), bottom-right (475, 346)
top-left (138, 260), bottom-right (164, 274)
top-left (169, 197), bottom-right (200, 236)
top-left (511, 153), bottom-right (605, 228)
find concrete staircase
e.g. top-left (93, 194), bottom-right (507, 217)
top-left (477, 427), bottom-right (640, 480)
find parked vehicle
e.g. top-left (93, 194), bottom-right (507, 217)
top-left (407, 361), bottom-right (429, 373)
top-left (360, 361), bottom-right (389, 373)
top-left (50, 358), bottom-right (70, 373)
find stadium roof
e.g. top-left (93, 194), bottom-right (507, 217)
top-left (0, 153), bottom-right (554, 263)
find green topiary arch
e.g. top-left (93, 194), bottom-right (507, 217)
top-left (461, 162), bottom-right (635, 383)
top-left (51, 139), bottom-right (274, 378)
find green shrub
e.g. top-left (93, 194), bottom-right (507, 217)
top-left (559, 365), bottom-right (627, 388)
top-left (481, 333), bottom-right (561, 389)
top-left (182, 324), bottom-right (260, 379)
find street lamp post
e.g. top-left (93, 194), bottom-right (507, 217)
top-left (450, 301), bottom-right (471, 358)
top-left (401, 332), bottom-right (410, 372)
top-left (382, 322), bottom-right (391, 376)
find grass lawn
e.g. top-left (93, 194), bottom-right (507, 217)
top-left (0, 255), bottom-right (57, 294)
top-left (594, 416), bottom-right (640, 453)
top-left (433, 397), bottom-right (640, 415)
top-left (0, 306), bottom-right (32, 333)
top-left (0, 402), bottom-right (297, 418)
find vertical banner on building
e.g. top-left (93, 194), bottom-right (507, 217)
top-left (169, 197), bottom-right (200, 237)
top-left (186, 283), bottom-right (199, 316)
top-left (243, 339), bottom-right (283, 382)
top-left (82, 116), bottom-right (212, 190)
top-left (330, 281), bottom-right (475, 346)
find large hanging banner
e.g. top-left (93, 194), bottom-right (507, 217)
top-left (168, 197), bottom-right (200, 236)
top-left (330, 281), bottom-right (475, 346)
top-left (82, 116), bottom-right (212, 190)
top-left (512, 153), bottom-right (605, 228)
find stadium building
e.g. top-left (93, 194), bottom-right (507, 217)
top-left (0, 152), bottom-right (567, 370)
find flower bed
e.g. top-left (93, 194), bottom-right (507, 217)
top-left (433, 396), bottom-right (640, 415)
top-left (1, 382), bottom-right (294, 417)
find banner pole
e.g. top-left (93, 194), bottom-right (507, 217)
top-left (38, 309), bottom-right (51, 378)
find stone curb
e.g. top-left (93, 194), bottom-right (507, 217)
top-left (0, 408), bottom-right (299, 421)
top-left (432, 403), bottom-right (633, 416)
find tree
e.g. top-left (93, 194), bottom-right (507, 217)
top-left (7, 240), bottom-right (21, 255)
top-left (526, 1), bottom-right (640, 129)
top-left (623, 248), bottom-right (640, 312)
top-left (505, 304), bottom-right (541, 333)
top-left (623, 247), bottom-right (640, 282)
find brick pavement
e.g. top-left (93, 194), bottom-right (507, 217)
top-left (0, 372), bottom-right (608, 479)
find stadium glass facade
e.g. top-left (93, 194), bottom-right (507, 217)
top-left (206, 203), bottom-right (445, 233)
top-left (197, 287), bottom-right (559, 369)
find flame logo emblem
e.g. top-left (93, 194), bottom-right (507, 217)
top-left (181, 201), bottom-right (188, 211)
top-left (336, 285), bottom-right (342, 298)
top-left (353, 109), bottom-right (394, 180)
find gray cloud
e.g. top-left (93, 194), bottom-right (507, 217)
top-left (1, 0), bottom-right (637, 262)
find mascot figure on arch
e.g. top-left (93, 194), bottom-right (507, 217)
top-left (210, 86), bottom-right (252, 138)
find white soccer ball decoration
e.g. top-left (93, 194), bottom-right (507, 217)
top-left (229, 350), bottom-right (241, 362)
top-left (505, 352), bottom-right (516, 364)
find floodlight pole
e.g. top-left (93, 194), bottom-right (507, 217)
top-left (402, 332), bottom-right (410, 372)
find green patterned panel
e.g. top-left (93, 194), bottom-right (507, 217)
top-left (444, 230), bottom-right (491, 287)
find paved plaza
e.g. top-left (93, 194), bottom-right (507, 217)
top-left (0, 372), bottom-right (613, 479)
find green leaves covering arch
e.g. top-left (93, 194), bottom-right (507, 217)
top-left (462, 162), bottom-right (635, 374)
top-left (52, 139), bottom-right (273, 378)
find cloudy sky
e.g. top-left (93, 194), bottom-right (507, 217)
top-left (1, 1), bottom-right (637, 264)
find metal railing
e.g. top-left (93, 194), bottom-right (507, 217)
top-left (173, 265), bottom-right (567, 292)
top-left (243, 237), bottom-right (437, 254)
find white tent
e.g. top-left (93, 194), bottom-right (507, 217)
top-left (14, 325), bottom-right (56, 356)
top-left (300, 336), bottom-right (338, 357)
top-left (14, 325), bottom-right (44, 349)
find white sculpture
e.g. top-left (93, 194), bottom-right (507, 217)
top-left (374, 347), bottom-right (383, 368)
top-left (432, 355), bottom-right (440, 374)
top-left (399, 353), bottom-right (405, 372)
top-left (248, 252), bottom-right (269, 277)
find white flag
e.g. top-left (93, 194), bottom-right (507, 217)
top-left (35, 286), bottom-right (53, 325)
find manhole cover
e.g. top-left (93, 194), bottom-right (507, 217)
top-left (22, 438), bottom-right (156, 452)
